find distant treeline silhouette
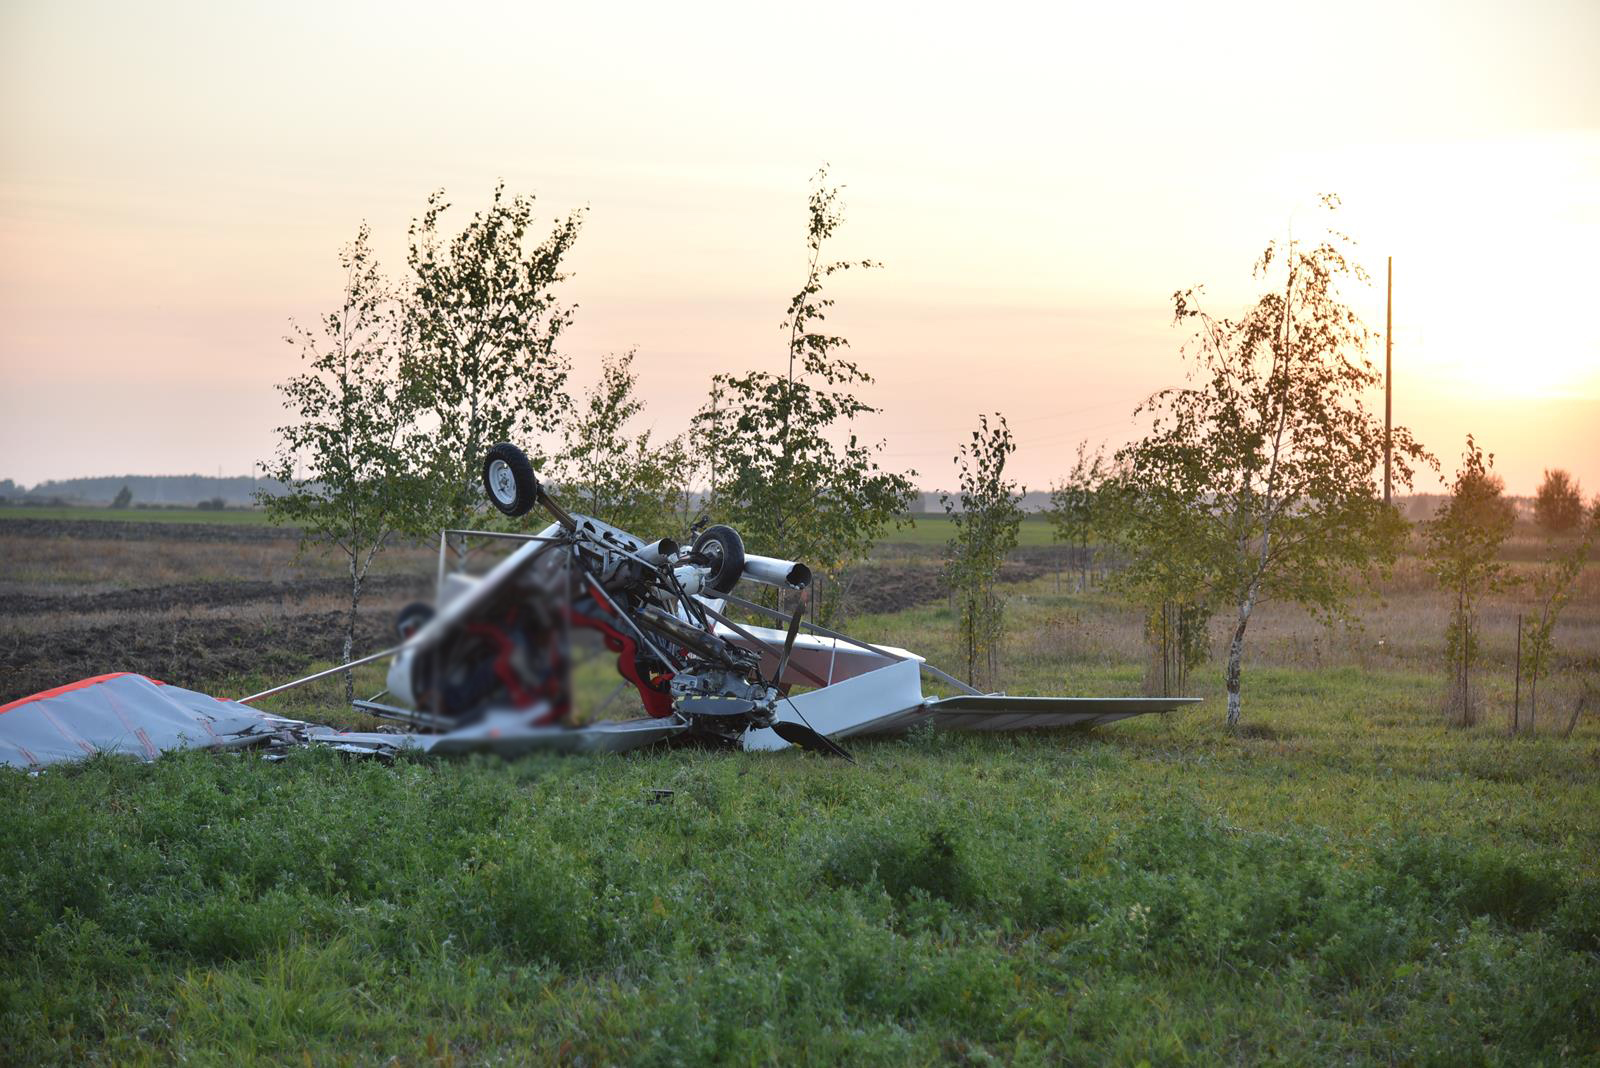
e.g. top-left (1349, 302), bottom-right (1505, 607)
top-left (0, 475), bottom-right (290, 507)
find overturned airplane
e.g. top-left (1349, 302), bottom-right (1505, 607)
top-left (0, 444), bottom-right (1197, 770)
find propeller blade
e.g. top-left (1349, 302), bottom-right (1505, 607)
top-left (773, 602), bottom-right (804, 686)
top-left (771, 720), bottom-right (854, 762)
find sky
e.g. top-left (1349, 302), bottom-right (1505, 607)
top-left (2, 0), bottom-right (1597, 496)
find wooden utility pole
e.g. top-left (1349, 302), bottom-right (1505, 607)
top-left (1513, 613), bottom-right (1523, 733)
top-left (1384, 256), bottom-right (1393, 506)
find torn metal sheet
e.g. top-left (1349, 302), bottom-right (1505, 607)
top-left (743, 659), bottom-right (927, 751)
top-left (305, 713), bottom-right (687, 759)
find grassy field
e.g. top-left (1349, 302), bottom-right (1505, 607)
top-left (882, 513), bottom-right (1061, 548)
top-left (2, 523), bottom-right (1597, 1064)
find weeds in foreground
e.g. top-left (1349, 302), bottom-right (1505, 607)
top-left (2, 672), bottom-right (1596, 1065)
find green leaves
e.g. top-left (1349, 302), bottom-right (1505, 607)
top-left (258, 223), bottom-right (421, 561)
top-left (1533, 469), bottom-right (1585, 535)
top-left (694, 169), bottom-right (914, 608)
top-left (403, 182), bottom-right (585, 529)
top-left (1517, 500), bottom-right (1597, 726)
top-left (1045, 441), bottom-right (1107, 590)
top-left (943, 414), bottom-right (1024, 690)
top-left (1423, 437), bottom-right (1517, 722)
top-left (1112, 203), bottom-right (1430, 721)
top-left (257, 183), bottom-right (587, 679)
top-left (553, 349), bottom-right (691, 537)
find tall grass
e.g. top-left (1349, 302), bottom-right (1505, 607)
top-left (3, 661), bottom-right (1597, 1063)
top-left (2, 520), bottom-right (1597, 1063)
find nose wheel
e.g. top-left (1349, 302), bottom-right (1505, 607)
top-left (483, 442), bottom-right (540, 517)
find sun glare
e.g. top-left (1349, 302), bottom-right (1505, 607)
top-left (1286, 133), bottom-right (1600, 404)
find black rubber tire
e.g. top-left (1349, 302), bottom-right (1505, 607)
top-left (395, 601), bottom-right (435, 640)
top-left (482, 443), bottom-right (540, 517)
top-left (692, 524), bottom-right (746, 595)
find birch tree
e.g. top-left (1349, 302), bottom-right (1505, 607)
top-left (1117, 200), bottom-right (1428, 727)
top-left (1517, 496), bottom-right (1596, 730)
top-left (944, 414), bottom-right (1025, 691)
top-left (260, 225), bottom-right (423, 700)
top-left (555, 350), bottom-right (691, 535)
top-left (1423, 437), bottom-right (1517, 726)
top-left (1533, 469), bottom-right (1584, 535)
top-left (1045, 442), bottom-right (1107, 591)
top-left (692, 168), bottom-right (914, 611)
top-left (404, 183), bottom-right (584, 527)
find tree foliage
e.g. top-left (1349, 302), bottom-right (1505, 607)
top-left (943, 414), bottom-right (1024, 691)
top-left (1098, 469), bottom-right (1216, 696)
top-left (693, 168), bottom-right (914, 612)
top-left (1045, 442), bottom-right (1106, 591)
top-left (404, 183), bottom-right (584, 527)
top-left (1519, 497), bottom-right (1598, 731)
top-left (1423, 436), bottom-right (1517, 726)
top-left (555, 350), bottom-right (690, 537)
top-left (1115, 199), bottom-right (1428, 726)
top-left (1533, 469), bottom-right (1584, 535)
top-left (259, 225), bottom-right (422, 698)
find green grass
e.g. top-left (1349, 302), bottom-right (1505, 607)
top-left (0, 506), bottom-right (273, 525)
top-left (882, 513), bottom-right (1061, 547)
top-left (3, 587), bottom-right (1598, 1064)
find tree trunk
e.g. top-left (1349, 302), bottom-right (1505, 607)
top-left (1561, 690), bottom-right (1587, 739)
top-left (1225, 592), bottom-right (1255, 729)
top-left (344, 557), bottom-right (364, 704)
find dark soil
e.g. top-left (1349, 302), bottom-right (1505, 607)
top-left (0, 574), bottom-right (426, 618)
top-left (0, 522), bottom-right (1068, 703)
top-left (0, 517), bottom-right (301, 543)
top-left (0, 611), bottom-right (401, 705)
top-left (836, 557), bottom-right (1057, 616)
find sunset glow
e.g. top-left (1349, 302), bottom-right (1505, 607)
top-left (2, 0), bottom-right (1596, 495)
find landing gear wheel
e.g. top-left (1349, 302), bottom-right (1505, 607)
top-left (692, 524), bottom-right (746, 595)
top-left (395, 601), bottom-right (435, 640)
top-left (482, 443), bottom-right (540, 517)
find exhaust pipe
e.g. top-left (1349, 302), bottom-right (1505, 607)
top-left (740, 554), bottom-right (812, 590)
top-left (637, 538), bottom-right (679, 566)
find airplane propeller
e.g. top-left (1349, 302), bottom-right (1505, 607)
top-left (765, 602), bottom-right (853, 762)
top-left (773, 599), bottom-right (804, 686)
top-left (771, 719), bottom-right (854, 761)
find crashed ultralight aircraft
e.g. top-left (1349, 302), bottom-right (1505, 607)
top-left (0, 444), bottom-right (1196, 770)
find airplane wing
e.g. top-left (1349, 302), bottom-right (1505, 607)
top-left (0, 673), bottom-right (300, 769)
top-left (745, 660), bottom-right (1198, 751)
top-left (920, 694), bottom-right (1201, 730)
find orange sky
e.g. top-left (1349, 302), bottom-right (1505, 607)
top-left (2, 0), bottom-right (1597, 496)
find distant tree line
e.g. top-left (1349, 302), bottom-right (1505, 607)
top-left (0, 475), bottom-right (288, 507)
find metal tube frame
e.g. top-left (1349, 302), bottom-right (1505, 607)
top-left (238, 644), bottom-right (404, 705)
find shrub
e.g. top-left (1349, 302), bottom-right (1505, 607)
top-left (820, 822), bottom-right (976, 906)
top-left (1380, 837), bottom-right (1567, 928)
top-left (1533, 468), bottom-right (1584, 534)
